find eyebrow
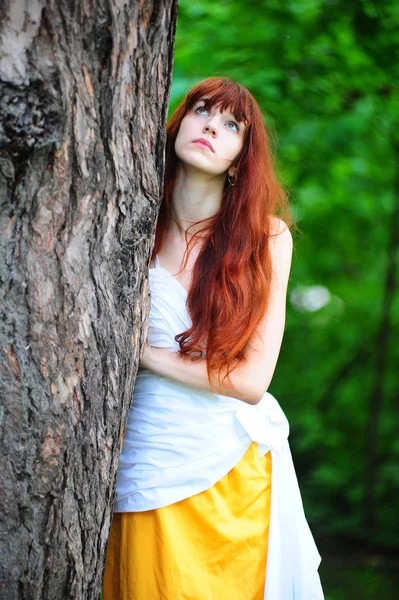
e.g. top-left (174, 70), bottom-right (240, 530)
top-left (197, 99), bottom-right (237, 117)
top-left (194, 98), bottom-right (245, 128)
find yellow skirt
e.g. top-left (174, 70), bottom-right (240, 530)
top-left (103, 442), bottom-right (272, 600)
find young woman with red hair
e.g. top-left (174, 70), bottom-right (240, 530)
top-left (103, 77), bottom-right (324, 599)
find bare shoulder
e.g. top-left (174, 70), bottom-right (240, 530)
top-left (266, 217), bottom-right (293, 290)
top-left (268, 216), bottom-right (293, 253)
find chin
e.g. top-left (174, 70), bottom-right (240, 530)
top-left (177, 153), bottom-right (217, 176)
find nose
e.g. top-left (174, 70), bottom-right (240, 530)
top-left (203, 115), bottom-right (219, 136)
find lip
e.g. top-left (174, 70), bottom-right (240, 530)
top-left (193, 138), bottom-right (214, 152)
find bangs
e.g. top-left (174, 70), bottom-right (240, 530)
top-left (184, 78), bottom-right (253, 125)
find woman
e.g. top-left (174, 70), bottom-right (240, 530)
top-left (103, 77), bottom-right (324, 599)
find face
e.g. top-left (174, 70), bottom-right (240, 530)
top-left (174, 99), bottom-right (246, 178)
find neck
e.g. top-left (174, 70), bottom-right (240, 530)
top-left (170, 165), bottom-right (226, 239)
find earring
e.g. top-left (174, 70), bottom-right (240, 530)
top-left (227, 174), bottom-right (236, 186)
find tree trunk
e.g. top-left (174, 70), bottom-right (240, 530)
top-left (0, 1), bottom-right (178, 598)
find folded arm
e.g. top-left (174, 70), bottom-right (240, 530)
top-left (141, 218), bottom-right (293, 405)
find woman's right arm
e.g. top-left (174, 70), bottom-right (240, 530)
top-left (141, 219), bottom-right (293, 404)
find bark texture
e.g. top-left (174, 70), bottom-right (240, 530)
top-left (0, 1), bottom-right (177, 598)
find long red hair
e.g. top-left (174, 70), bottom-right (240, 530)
top-left (152, 77), bottom-right (291, 389)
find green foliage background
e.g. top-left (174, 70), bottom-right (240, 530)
top-left (172, 1), bottom-right (399, 597)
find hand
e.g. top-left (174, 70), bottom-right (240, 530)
top-left (140, 343), bottom-right (154, 370)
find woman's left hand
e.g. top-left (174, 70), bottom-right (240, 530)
top-left (140, 343), bottom-right (154, 369)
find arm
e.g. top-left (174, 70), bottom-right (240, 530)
top-left (141, 218), bottom-right (293, 404)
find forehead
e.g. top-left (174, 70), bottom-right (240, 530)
top-left (194, 98), bottom-right (235, 114)
top-left (188, 93), bottom-right (249, 125)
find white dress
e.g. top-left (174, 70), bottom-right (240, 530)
top-left (115, 255), bottom-right (324, 600)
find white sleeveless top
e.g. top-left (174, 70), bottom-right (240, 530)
top-left (115, 255), bottom-right (324, 600)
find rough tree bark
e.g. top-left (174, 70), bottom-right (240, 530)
top-left (0, 1), bottom-right (178, 598)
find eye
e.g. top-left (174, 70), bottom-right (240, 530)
top-left (195, 105), bottom-right (209, 115)
top-left (226, 120), bottom-right (239, 133)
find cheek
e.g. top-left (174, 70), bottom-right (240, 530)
top-left (174, 118), bottom-right (192, 148)
top-left (174, 125), bottom-right (186, 155)
top-left (226, 138), bottom-right (244, 163)
top-left (174, 130), bottom-right (186, 157)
